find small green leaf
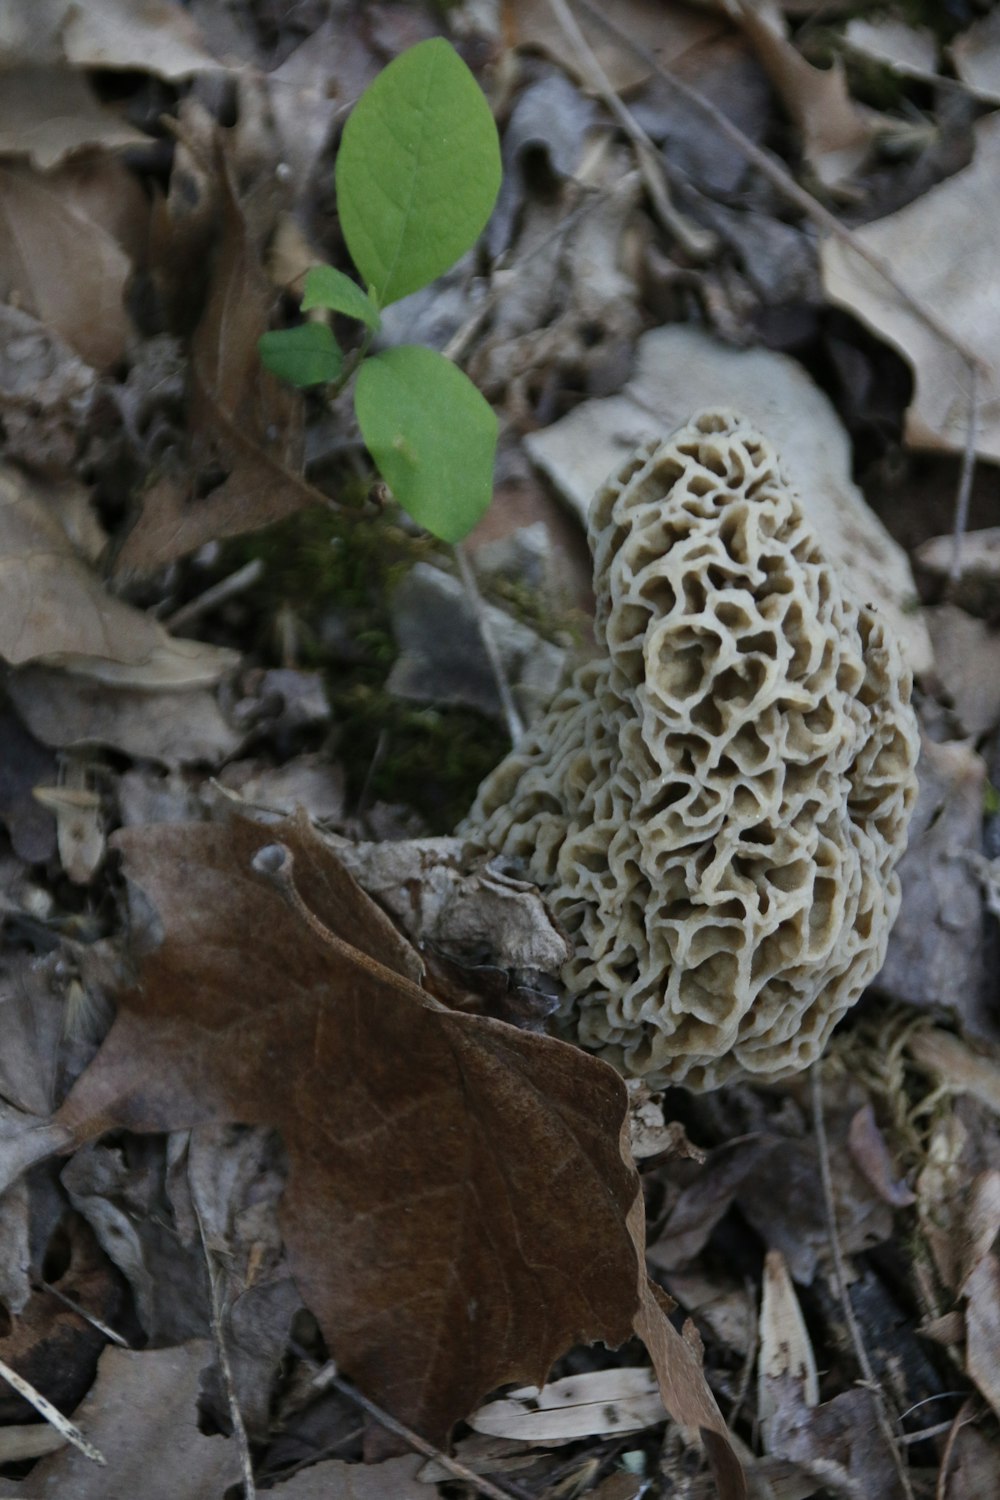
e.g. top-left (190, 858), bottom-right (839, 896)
top-left (336, 38), bottom-right (501, 307)
top-left (258, 324), bottom-right (343, 387)
top-left (301, 266), bottom-right (381, 331)
top-left (355, 346), bottom-right (496, 542)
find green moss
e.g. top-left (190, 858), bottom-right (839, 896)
top-left (222, 500), bottom-right (505, 830)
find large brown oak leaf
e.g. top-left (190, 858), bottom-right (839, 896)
top-left (55, 814), bottom-right (643, 1444)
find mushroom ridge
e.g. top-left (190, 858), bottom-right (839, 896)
top-left (459, 410), bottom-right (919, 1090)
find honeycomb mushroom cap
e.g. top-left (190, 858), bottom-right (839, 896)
top-left (459, 411), bottom-right (919, 1090)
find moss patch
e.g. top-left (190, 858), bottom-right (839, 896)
top-left (224, 501), bottom-right (506, 830)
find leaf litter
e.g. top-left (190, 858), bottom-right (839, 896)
top-left (2, 1), bottom-right (1000, 1497)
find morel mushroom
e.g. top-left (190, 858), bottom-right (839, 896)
top-left (459, 411), bottom-right (919, 1090)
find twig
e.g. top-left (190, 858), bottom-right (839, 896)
top-left (327, 1373), bottom-right (532, 1500)
top-left (0, 1355), bottom-right (105, 1466)
top-left (455, 544), bottom-right (525, 745)
top-left (34, 1279), bottom-right (129, 1348)
top-left (164, 558), bottom-right (265, 631)
top-left (543, 0), bottom-right (716, 260)
top-left (191, 1178), bottom-right (256, 1500)
top-left (810, 1065), bottom-right (915, 1500)
top-left (949, 363), bottom-right (978, 583)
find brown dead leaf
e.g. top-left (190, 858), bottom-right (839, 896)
top-left (0, 68), bottom-right (146, 169)
top-left (767, 1386), bottom-right (907, 1499)
top-left (53, 814), bottom-right (641, 1443)
top-left (925, 606), bottom-right (1000, 739)
top-left (62, 0), bottom-right (220, 78)
top-left (734, 1), bottom-right (876, 186)
top-left (9, 1341), bottom-right (240, 1499)
top-left (0, 157), bottom-right (146, 369)
top-left (822, 113), bottom-right (1000, 460)
top-left (0, 0), bottom-right (218, 79)
top-left (502, 0), bottom-right (731, 94)
top-left (847, 1104), bottom-right (915, 1209)
top-left (909, 1030), bottom-right (1000, 1119)
top-left (267, 1454), bottom-right (427, 1499)
top-left (0, 462), bottom-right (234, 683)
top-left (633, 1280), bottom-right (747, 1499)
top-left (116, 140), bottom-right (329, 573)
top-left (940, 1411), bottom-right (1000, 1500)
top-left (8, 667), bottom-right (241, 766)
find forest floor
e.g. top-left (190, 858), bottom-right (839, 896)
top-left (1, 2), bottom-right (999, 1498)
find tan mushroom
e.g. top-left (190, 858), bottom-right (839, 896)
top-left (459, 411), bottom-right (919, 1089)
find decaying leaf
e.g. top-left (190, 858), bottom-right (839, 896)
top-left (502, 0), bottom-right (730, 94)
top-left (822, 114), bottom-right (1000, 460)
top-left (0, 157), bottom-right (146, 369)
top-left (267, 1454), bottom-right (427, 1498)
top-left (61, 0), bottom-right (220, 78)
top-left (0, 462), bottom-right (235, 685)
top-left (8, 1342), bottom-right (240, 1499)
top-left (734, 0), bottom-right (877, 186)
top-left (469, 1368), bottom-right (667, 1442)
top-left (909, 1031), bottom-right (1000, 1119)
top-left (950, 9), bottom-right (1000, 104)
top-left (8, 668), bottom-right (241, 766)
top-left (757, 1250), bottom-right (817, 1452)
top-left (0, 68), bottom-right (146, 169)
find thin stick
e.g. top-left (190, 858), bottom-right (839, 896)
top-left (164, 558), bottom-right (264, 630)
top-left (34, 1279), bottom-right (129, 1348)
top-left (810, 1066), bottom-right (914, 1500)
top-left (192, 1186), bottom-right (256, 1500)
top-left (0, 1355), bottom-right (105, 1466)
top-left (455, 545), bottom-right (525, 744)
top-left (328, 1373), bottom-right (532, 1500)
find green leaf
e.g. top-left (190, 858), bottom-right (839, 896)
top-left (258, 324), bottom-right (343, 387)
top-left (355, 346), bottom-right (497, 542)
top-left (336, 38), bottom-right (501, 307)
top-left (301, 266), bottom-right (381, 331)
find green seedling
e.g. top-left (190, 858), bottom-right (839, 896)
top-left (259, 38), bottom-right (501, 543)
